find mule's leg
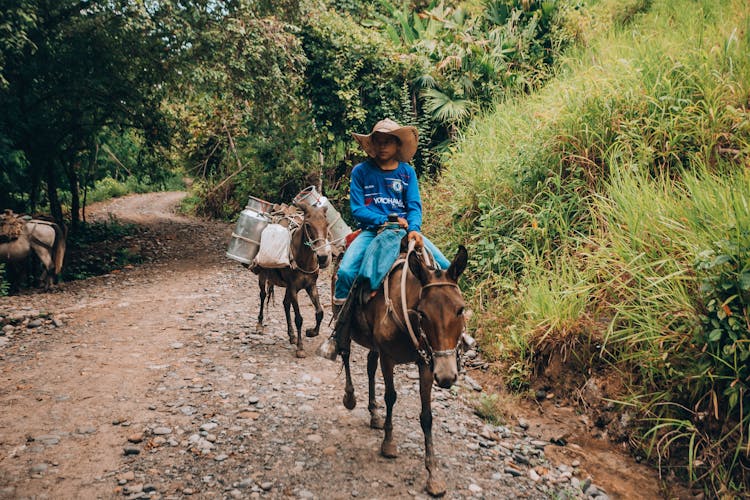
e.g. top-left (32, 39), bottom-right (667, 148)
top-left (419, 363), bottom-right (446, 497)
top-left (380, 357), bottom-right (398, 458)
top-left (256, 276), bottom-right (267, 333)
top-left (282, 289), bottom-right (296, 346)
top-left (31, 244), bottom-right (54, 290)
top-left (7, 262), bottom-right (22, 294)
top-left (288, 289), bottom-right (306, 357)
top-left (304, 283), bottom-right (323, 338)
top-left (367, 351), bottom-right (383, 429)
top-left (342, 348), bottom-right (356, 410)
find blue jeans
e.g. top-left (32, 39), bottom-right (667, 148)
top-left (334, 229), bottom-right (451, 301)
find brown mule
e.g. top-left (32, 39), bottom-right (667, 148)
top-left (254, 201), bottom-right (331, 358)
top-left (338, 241), bottom-right (468, 497)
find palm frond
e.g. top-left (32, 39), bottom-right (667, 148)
top-left (421, 87), bottom-right (471, 125)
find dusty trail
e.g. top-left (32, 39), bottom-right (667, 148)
top-left (0, 192), bottom-right (665, 499)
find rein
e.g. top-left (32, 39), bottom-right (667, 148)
top-left (383, 240), bottom-right (459, 367)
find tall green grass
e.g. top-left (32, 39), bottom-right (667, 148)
top-left (598, 166), bottom-right (750, 491)
top-left (425, 0), bottom-right (750, 492)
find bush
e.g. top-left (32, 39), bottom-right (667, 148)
top-left (0, 263), bottom-right (8, 296)
top-left (88, 176), bottom-right (129, 203)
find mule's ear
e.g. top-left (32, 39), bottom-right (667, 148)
top-left (296, 200), bottom-right (311, 213)
top-left (447, 245), bottom-right (468, 282)
top-left (408, 249), bottom-right (430, 286)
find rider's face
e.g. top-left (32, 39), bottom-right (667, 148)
top-left (371, 133), bottom-right (399, 163)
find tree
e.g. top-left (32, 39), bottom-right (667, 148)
top-left (0, 0), bottom-right (175, 226)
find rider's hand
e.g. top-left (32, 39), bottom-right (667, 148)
top-left (408, 231), bottom-right (423, 249)
top-left (397, 217), bottom-right (409, 229)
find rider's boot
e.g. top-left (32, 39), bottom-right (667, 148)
top-left (316, 302), bottom-right (343, 361)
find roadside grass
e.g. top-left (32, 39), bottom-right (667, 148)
top-left (425, 0), bottom-right (750, 493)
top-left (83, 173), bottom-right (186, 205)
top-left (598, 166), bottom-right (750, 491)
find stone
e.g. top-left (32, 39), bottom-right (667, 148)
top-left (30, 463), bottom-right (48, 474)
top-left (118, 471), bottom-right (136, 482)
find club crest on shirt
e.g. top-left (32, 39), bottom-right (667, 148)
top-left (391, 179), bottom-right (403, 193)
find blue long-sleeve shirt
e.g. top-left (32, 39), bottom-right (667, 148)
top-left (349, 160), bottom-right (422, 232)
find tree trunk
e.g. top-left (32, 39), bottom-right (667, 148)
top-left (45, 161), bottom-right (63, 224)
top-left (66, 161), bottom-right (81, 230)
top-left (29, 170), bottom-right (39, 214)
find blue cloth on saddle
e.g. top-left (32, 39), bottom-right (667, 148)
top-left (357, 228), bottom-right (406, 291)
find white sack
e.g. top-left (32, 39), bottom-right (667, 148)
top-left (254, 224), bottom-right (291, 268)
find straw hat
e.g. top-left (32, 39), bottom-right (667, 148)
top-left (352, 119), bottom-right (419, 163)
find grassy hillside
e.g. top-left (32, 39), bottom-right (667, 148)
top-left (426, 0), bottom-right (750, 493)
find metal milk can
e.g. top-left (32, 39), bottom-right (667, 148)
top-left (293, 186), bottom-right (352, 245)
top-left (245, 195), bottom-right (272, 214)
top-left (316, 195), bottom-right (352, 244)
top-left (226, 207), bottom-right (271, 264)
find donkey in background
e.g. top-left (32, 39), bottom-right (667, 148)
top-left (1, 215), bottom-right (66, 293)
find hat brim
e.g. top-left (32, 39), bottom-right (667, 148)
top-left (352, 125), bottom-right (418, 163)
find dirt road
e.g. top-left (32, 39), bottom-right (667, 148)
top-left (0, 193), bottom-right (665, 499)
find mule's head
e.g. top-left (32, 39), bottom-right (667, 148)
top-left (408, 245), bottom-right (468, 388)
top-left (298, 200), bottom-right (331, 268)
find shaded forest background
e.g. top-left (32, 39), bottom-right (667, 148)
top-left (0, 0), bottom-right (567, 225)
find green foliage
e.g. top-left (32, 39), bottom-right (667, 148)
top-left (88, 177), bottom-right (129, 203)
top-left (169, 5), bottom-right (314, 215)
top-left (473, 393), bottom-right (507, 425)
top-left (63, 219), bottom-right (141, 281)
top-left (0, 0), bottom-right (37, 89)
top-left (0, 263), bottom-right (8, 296)
top-left (300, 8), bottom-right (410, 178)
top-left (428, 0), bottom-right (750, 492)
top-left (691, 232), bottom-right (750, 487)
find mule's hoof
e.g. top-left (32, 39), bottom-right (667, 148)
top-left (288, 334), bottom-right (296, 345)
top-left (296, 349), bottom-right (306, 358)
top-left (255, 324), bottom-right (264, 334)
top-left (343, 392), bottom-right (356, 410)
top-left (425, 478), bottom-right (446, 497)
top-left (370, 414), bottom-right (384, 429)
top-left (305, 328), bottom-right (319, 338)
top-left (380, 440), bottom-right (398, 459)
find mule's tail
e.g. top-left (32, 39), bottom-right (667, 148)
top-left (265, 284), bottom-right (275, 308)
top-left (52, 222), bottom-right (66, 277)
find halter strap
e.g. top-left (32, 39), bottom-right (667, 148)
top-left (400, 240), bottom-right (421, 351)
top-left (289, 223), bottom-right (322, 274)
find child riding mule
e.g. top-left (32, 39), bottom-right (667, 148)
top-left (335, 238), bottom-right (468, 497)
top-left (253, 201), bottom-right (331, 358)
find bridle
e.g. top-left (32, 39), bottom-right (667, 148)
top-left (290, 220), bottom-right (328, 274)
top-left (383, 240), bottom-right (462, 368)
